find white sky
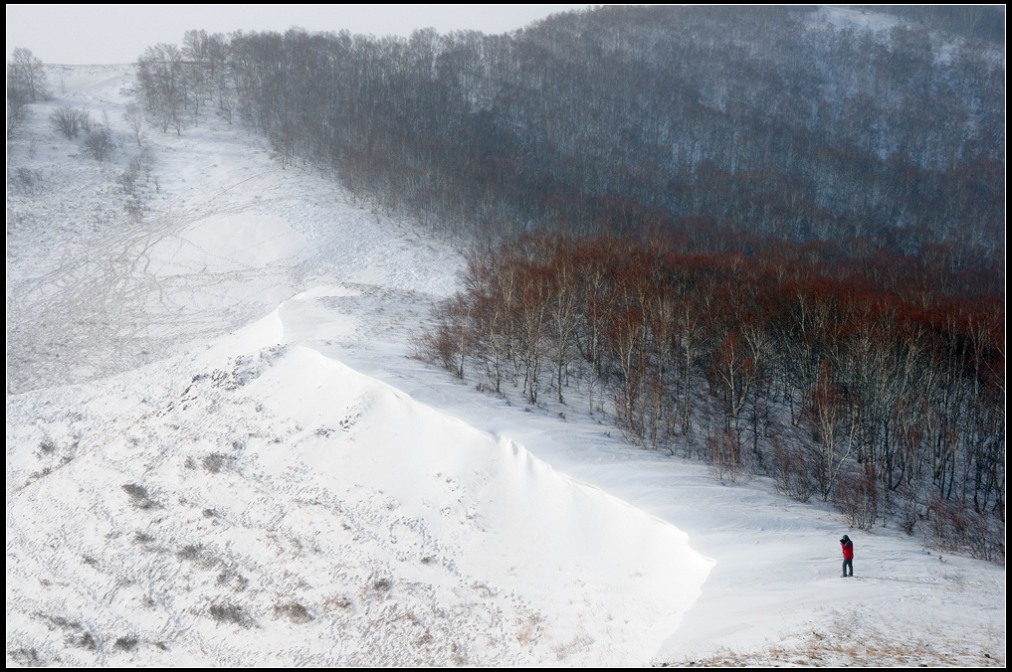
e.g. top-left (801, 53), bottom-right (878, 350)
top-left (6, 4), bottom-right (590, 65)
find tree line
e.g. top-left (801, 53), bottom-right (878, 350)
top-left (420, 233), bottom-right (1004, 560)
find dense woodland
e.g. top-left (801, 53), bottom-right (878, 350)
top-left (110, 6), bottom-right (1008, 557)
top-left (424, 233), bottom-right (1004, 561)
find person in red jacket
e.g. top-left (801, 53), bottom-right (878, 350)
top-left (840, 534), bottom-right (854, 577)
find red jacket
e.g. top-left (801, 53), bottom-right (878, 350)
top-left (841, 538), bottom-right (854, 560)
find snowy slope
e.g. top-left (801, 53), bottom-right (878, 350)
top-left (6, 64), bottom-right (1005, 667)
top-left (7, 328), bottom-right (709, 666)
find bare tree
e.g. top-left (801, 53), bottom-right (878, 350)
top-left (7, 47), bottom-right (47, 135)
top-left (124, 103), bottom-right (145, 146)
top-left (7, 47), bottom-right (49, 103)
top-left (83, 125), bottom-right (114, 161)
top-left (50, 107), bottom-right (89, 139)
top-left (137, 44), bottom-right (187, 134)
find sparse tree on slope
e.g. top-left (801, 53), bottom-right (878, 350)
top-left (7, 47), bottom-right (49, 103)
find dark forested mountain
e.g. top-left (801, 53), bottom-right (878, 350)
top-left (137, 5), bottom-right (1004, 266)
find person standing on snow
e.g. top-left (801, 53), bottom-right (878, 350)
top-left (840, 534), bottom-right (854, 577)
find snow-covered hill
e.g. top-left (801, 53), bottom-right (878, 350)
top-left (6, 64), bottom-right (1005, 667)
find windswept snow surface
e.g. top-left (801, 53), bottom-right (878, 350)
top-left (7, 65), bottom-right (1005, 667)
top-left (7, 333), bottom-right (708, 666)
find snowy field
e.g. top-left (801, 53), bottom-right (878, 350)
top-left (6, 64), bottom-right (1005, 667)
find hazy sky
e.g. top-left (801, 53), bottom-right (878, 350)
top-left (7, 4), bottom-right (590, 65)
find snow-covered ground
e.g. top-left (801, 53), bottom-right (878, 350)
top-left (6, 64), bottom-right (1005, 667)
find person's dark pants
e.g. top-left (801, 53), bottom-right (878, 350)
top-left (842, 559), bottom-right (853, 577)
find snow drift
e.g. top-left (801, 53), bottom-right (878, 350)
top-left (6, 316), bottom-right (712, 666)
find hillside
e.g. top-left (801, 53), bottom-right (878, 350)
top-left (6, 57), bottom-right (1006, 669)
top-left (125, 6), bottom-right (1004, 258)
